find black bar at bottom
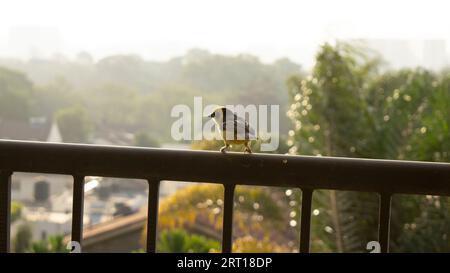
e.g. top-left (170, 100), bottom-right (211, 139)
top-left (146, 179), bottom-right (160, 253)
top-left (71, 175), bottom-right (85, 250)
top-left (300, 188), bottom-right (313, 253)
top-left (222, 184), bottom-right (235, 253)
top-left (378, 193), bottom-right (392, 253)
top-left (0, 171), bottom-right (11, 253)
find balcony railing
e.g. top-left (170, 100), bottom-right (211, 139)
top-left (0, 139), bottom-right (449, 253)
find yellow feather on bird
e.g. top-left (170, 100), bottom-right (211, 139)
top-left (206, 106), bottom-right (258, 153)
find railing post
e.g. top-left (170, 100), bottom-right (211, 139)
top-left (300, 188), bottom-right (313, 253)
top-left (0, 171), bottom-right (11, 253)
top-left (378, 193), bottom-right (392, 253)
top-left (71, 175), bottom-right (85, 251)
top-left (146, 179), bottom-right (160, 253)
top-left (222, 184), bottom-right (235, 253)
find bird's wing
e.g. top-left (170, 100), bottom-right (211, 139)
top-left (220, 120), bottom-right (257, 140)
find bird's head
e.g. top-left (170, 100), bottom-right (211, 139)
top-left (206, 106), bottom-right (227, 123)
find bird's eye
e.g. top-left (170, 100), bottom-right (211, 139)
top-left (210, 112), bottom-right (215, 118)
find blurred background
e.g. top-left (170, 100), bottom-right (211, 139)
top-left (1, 0), bottom-right (449, 252)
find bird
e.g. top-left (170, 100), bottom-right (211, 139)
top-left (207, 106), bottom-right (257, 153)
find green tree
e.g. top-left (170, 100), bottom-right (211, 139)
top-left (149, 184), bottom-right (299, 253)
top-left (157, 229), bottom-right (220, 253)
top-left (28, 235), bottom-right (68, 253)
top-left (286, 42), bottom-right (450, 252)
top-left (32, 77), bottom-right (80, 117)
top-left (287, 43), bottom-right (380, 252)
top-left (0, 67), bottom-right (34, 120)
top-left (232, 236), bottom-right (289, 253)
top-left (11, 201), bottom-right (23, 223)
top-left (13, 224), bottom-right (32, 253)
top-left (55, 105), bottom-right (92, 143)
top-left (85, 84), bottom-right (139, 126)
top-left (406, 70), bottom-right (450, 162)
top-left (134, 132), bottom-right (160, 147)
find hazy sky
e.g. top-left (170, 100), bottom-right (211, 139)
top-left (1, 0), bottom-right (450, 66)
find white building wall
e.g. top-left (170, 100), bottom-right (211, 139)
top-left (11, 173), bottom-right (72, 203)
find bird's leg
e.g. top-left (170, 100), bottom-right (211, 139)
top-left (244, 142), bottom-right (252, 154)
top-left (220, 143), bottom-right (230, 153)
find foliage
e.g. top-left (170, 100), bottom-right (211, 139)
top-left (391, 195), bottom-right (450, 252)
top-left (13, 224), bottom-right (32, 253)
top-left (31, 77), bottom-right (78, 117)
top-left (2, 44), bottom-right (450, 253)
top-left (157, 184), bottom-right (288, 235)
top-left (55, 105), bottom-right (92, 143)
top-left (0, 67), bottom-right (33, 120)
top-left (11, 201), bottom-right (23, 223)
top-left (84, 84), bottom-right (140, 126)
top-left (157, 229), bottom-right (220, 253)
top-left (134, 132), bottom-right (160, 147)
top-left (232, 235), bottom-right (290, 253)
top-left (141, 184), bottom-right (299, 252)
top-left (286, 42), bottom-right (450, 252)
top-left (0, 50), bottom-right (300, 142)
top-left (27, 235), bottom-right (68, 253)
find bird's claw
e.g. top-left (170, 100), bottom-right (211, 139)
top-left (220, 145), bottom-right (229, 153)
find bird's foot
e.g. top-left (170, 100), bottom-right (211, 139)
top-left (220, 145), bottom-right (229, 153)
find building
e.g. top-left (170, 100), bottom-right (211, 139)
top-left (70, 208), bottom-right (147, 253)
top-left (11, 173), bottom-right (72, 206)
top-left (12, 208), bottom-right (73, 242)
top-left (0, 117), bottom-right (68, 204)
top-left (0, 116), bottom-right (62, 142)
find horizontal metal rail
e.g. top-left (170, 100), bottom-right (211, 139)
top-left (0, 139), bottom-right (449, 253)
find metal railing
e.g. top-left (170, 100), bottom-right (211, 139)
top-left (0, 139), bottom-right (449, 253)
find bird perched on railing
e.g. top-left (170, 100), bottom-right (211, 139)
top-left (207, 106), bottom-right (257, 153)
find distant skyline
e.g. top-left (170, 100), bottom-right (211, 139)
top-left (1, 0), bottom-right (450, 68)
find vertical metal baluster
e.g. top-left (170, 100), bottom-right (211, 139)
top-left (146, 179), bottom-right (160, 253)
top-left (222, 184), bottom-right (235, 253)
top-left (300, 188), bottom-right (313, 253)
top-left (378, 193), bottom-right (392, 253)
top-left (0, 171), bottom-right (11, 253)
top-left (71, 175), bottom-right (85, 251)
